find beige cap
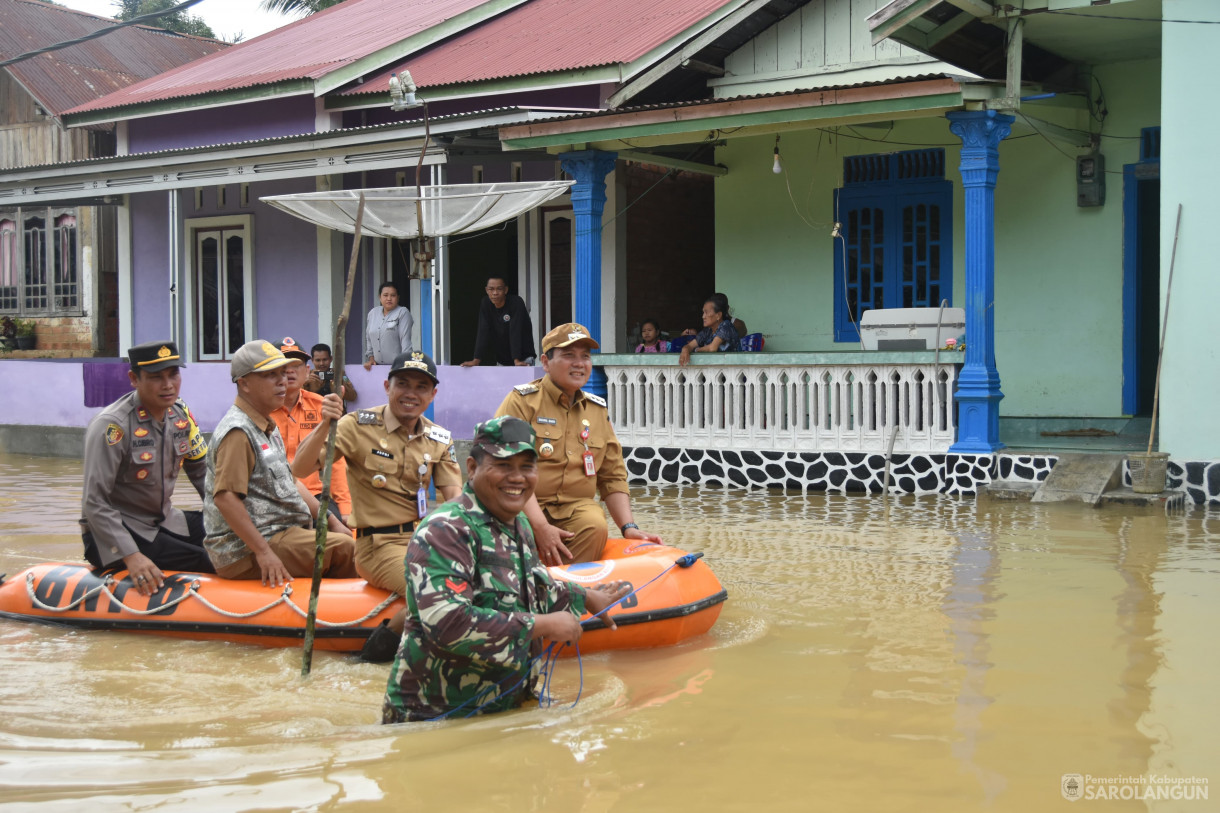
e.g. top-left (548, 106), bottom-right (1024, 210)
top-left (541, 322), bottom-right (599, 354)
top-left (230, 339), bottom-right (295, 381)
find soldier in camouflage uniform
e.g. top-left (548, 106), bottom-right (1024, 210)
top-left (382, 416), bottom-right (629, 723)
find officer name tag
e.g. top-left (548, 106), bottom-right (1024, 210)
top-left (583, 451), bottom-right (596, 477)
top-left (536, 417), bottom-right (557, 425)
top-left (372, 448), bottom-right (392, 459)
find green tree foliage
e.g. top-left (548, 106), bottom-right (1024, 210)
top-left (259, 0), bottom-right (349, 15)
top-left (113, 0), bottom-right (217, 39)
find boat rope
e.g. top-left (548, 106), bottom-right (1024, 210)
top-left (24, 572), bottom-right (399, 627)
top-left (422, 551), bottom-right (707, 722)
top-left (538, 551), bottom-right (705, 709)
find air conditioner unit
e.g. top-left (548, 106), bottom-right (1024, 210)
top-left (859, 307), bottom-right (965, 351)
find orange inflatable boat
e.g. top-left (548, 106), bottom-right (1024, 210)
top-left (0, 540), bottom-right (726, 655)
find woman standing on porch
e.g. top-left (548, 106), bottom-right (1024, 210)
top-left (679, 293), bottom-right (739, 366)
top-left (364, 282), bottom-right (414, 370)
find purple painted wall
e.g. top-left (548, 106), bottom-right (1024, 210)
top-left (128, 177), bottom-right (321, 350)
top-left (130, 192), bottom-right (173, 346)
top-left (250, 177), bottom-right (325, 346)
top-left (127, 96), bottom-right (318, 153)
top-left (1, 361), bottom-right (539, 440)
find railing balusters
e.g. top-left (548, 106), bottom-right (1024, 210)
top-left (603, 362), bottom-right (956, 453)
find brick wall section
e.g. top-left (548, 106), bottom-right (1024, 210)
top-left (5, 316), bottom-right (94, 356)
top-left (624, 163), bottom-right (715, 345)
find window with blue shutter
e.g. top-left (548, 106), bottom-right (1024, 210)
top-left (833, 149), bottom-right (952, 342)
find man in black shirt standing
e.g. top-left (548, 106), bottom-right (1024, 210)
top-left (460, 276), bottom-right (537, 367)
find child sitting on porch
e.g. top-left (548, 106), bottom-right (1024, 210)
top-left (635, 318), bottom-right (670, 353)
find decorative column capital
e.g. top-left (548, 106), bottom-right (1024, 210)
top-left (946, 110), bottom-right (1014, 150)
top-left (559, 150), bottom-right (619, 185)
top-left (947, 111), bottom-right (1014, 189)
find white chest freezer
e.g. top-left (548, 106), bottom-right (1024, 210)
top-left (859, 307), bottom-right (965, 351)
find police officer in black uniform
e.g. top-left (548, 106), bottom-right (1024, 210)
top-left (80, 341), bottom-right (214, 596)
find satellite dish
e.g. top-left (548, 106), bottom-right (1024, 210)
top-left (261, 181), bottom-right (574, 239)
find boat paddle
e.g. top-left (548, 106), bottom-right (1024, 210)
top-left (302, 194), bottom-right (365, 677)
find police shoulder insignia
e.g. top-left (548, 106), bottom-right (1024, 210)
top-left (105, 424), bottom-right (123, 446)
top-left (584, 392), bottom-right (607, 408)
top-left (426, 425), bottom-right (451, 444)
top-left (356, 410), bottom-right (381, 425)
top-left (513, 383), bottom-right (539, 395)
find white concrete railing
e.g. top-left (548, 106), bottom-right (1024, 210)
top-left (602, 360), bottom-right (958, 453)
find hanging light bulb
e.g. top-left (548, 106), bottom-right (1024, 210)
top-left (772, 134), bottom-right (783, 174)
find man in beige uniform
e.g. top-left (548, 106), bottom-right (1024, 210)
top-left (495, 322), bottom-right (661, 566)
top-left (294, 350), bottom-right (462, 660)
top-left (203, 340), bottom-right (357, 584)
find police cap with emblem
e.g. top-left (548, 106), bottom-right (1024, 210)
top-left (388, 350), bottom-right (439, 384)
top-left (128, 340), bottom-right (186, 374)
top-left (472, 416), bottom-right (537, 459)
top-left (541, 322), bottom-right (600, 355)
top-left (229, 339), bottom-right (296, 382)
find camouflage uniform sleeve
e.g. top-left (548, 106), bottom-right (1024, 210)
top-left (520, 517), bottom-right (587, 617)
top-left (407, 510), bottom-right (534, 671)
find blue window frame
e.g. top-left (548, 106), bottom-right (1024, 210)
top-left (833, 149), bottom-right (953, 342)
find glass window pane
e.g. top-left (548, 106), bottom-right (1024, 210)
top-left (225, 234), bottom-right (245, 355)
top-left (199, 236), bottom-right (219, 356)
top-left (0, 221), bottom-right (16, 311)
top-left (23, 217), bottom-right (46, 311)
top-left (54, 214), bottom-right (77, 311)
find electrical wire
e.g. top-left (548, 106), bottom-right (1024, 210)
top-left (1043, 9), bottom-right (1220, 24)
top-left (0, 0), bottom-right (209, 69)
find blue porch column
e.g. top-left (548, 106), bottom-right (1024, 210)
top-left (559, 149), bottom-right (617, 398)
top-left (947, 110), bottom-right (1013, 454)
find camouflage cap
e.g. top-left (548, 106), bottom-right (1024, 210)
top-left (389, 350), bottom-right (439, 384)
top-left (472, 416), bottom-right (537, 459)
top-left (230, 339), bottom-right (295, 381)
top-left (128, 340), bottom-right (185, 373)
top-left (541, 322), bottom-right (599, 354)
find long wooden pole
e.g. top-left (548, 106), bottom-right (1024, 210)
top-left (1145, 203), bottom-right (1182, 456)
top-left (302, 194), bottom-right (366, 676)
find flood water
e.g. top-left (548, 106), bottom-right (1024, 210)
top-left (1, 452), bottom-right (1217, 812)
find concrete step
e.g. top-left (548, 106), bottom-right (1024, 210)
top-left (978, 480), bottom-right (1040, 501)
top-left (1030, 453), bottom-right (1123, 506)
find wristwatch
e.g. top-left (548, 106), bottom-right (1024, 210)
top-left (620, 522), bottom-right (639, 534)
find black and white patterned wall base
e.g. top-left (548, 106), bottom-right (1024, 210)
top-left (1124, 459), bottom-right (1220, 506)
top-left (624, 447), bottom-right (1220, 505)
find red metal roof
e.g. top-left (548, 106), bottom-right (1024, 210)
top-left (66, 0), bottom-right (498, 115)
top-left (348, 0), bottom-right (737, 93)
top-left (0, 0), bottom-right (225, 116)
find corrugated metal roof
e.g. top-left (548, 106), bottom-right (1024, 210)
top-left (3, 105), bottom-right (536, 173)
top-left (0, 0), bottom-right (225, 116)
top-left (501, 73), bottom-right (978, 129)
top-left (346, 0), bottom-right (737, 94)
top-left (66, 0), bottom-right (496, 116)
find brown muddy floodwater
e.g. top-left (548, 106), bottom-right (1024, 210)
top-left (0, 452), bottom-right (1217, 812)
